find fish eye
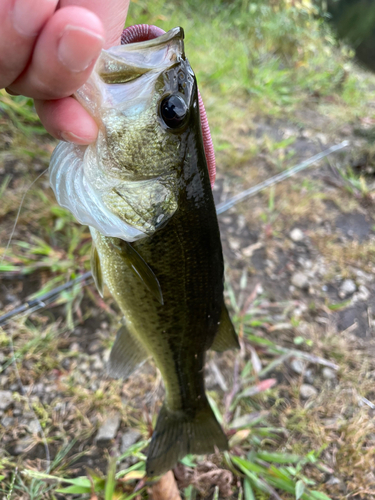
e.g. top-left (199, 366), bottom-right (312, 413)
top-left (160, 95), bottom-right (188, 129)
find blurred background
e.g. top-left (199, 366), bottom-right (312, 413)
top-left (1, 0), bottom-right (375, 498)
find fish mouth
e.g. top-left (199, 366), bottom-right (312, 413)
top-left (95, 27), bottom-right (185, 84)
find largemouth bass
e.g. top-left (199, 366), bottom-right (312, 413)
top-left (49, 26), bottom-right (239, 476)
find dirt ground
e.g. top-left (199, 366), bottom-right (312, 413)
top-left (2, 85), bottom-right (375, 498)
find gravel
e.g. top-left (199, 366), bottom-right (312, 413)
top-left (322, 367), bottom-right (336, 380)
top-left (95, 413), bottom-right (121, 442)
top-left (291, 272), bottom-right (309, 289)
top-left (290, 358), bottom-right (305, 375)
top-left (339, 279), bottom-right (356, 298)
top-left (28, 419), bottom-right (41, 434)
top-left (121, 429), bottom-right (142, 453)
top-left (0, 391), bottom-right (13, 410)
top-left (12, 437), bottom-right (34, 455)
top-left (299, 384), bottom-right (318, 399)
top-left (290, 228), bottom-right (304, 242)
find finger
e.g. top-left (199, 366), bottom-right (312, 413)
top-left (34, 97), bottom-right (98, 144)
top-left (0, 0), bottom-right (59, 89)
top-left (9, 6), bottom-right (105, 100)
top-left (59, 0), bottom-right (130, 47)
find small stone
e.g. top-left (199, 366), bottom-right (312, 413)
top-left (102, 348), bottom-right (111, 363)
top-left (357, 285), bottom-right (370, 301)
top-left (290, 228), bottom-right (304, 242)
top-left (0, 391), bottom-right (13, 411)
top-left (326, 476), bottom-right (341, 486)
top-left (27, 419), bottom-right (41, 434)
top-left (88, 341), bottom-right (101, 353)
top-left (121, 429), bottom-right (142, 453)
top-left (12, 437), bottom-right (34, 455)
top-left (34, 383), bottom-right (44, 394)
top-left (70, 342), bottom-right (80, 352)
top-left (339, 279), bottom-right (356, 298)
top-left (291, 272), bottom-right (309, 289)
top-left (1, 416), bottom-right (14, 428)
top-left (290, 358), bottom-right (305, 375)
top-left (304, 369), bottom-right (315, 384)
top-left (299, 384), bottom-right (318, 399)
top-left (95, 413), bottom-right (121, 442)
top-left (79, 362), bottom-right (90, 372)
top-left (229, 239), bottom-right (241, 251)
top-left (92, 355), bottom-right (104, 371)
top-left (322, 367), bottom-right (336, 380)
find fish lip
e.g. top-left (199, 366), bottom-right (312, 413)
top-left (121, 26), bottom-right (185, 53)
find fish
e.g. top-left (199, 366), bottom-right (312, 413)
top-left (49, 25), bottom-right (239, 476)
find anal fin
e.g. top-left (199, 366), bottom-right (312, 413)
top-left (107, 324), bottom-right (149, 379)
top-left (211, 303), bottom-right (240, 352)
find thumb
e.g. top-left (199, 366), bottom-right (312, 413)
top-left (58, 0), bottom-right (130, 48)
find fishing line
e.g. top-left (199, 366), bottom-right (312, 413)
top-left (0, 140), bottom-right (349, 325)
top-left (216, 140), bottom-right (349, 214)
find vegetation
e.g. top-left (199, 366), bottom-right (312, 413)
top-left (2, 0), bottom-right (375, 498)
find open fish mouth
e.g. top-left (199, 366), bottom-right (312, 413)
top-left (49, 27), bottom-right (192, 242)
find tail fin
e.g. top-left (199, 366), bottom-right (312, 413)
top-left (146, 399), bottom-right (228, 476)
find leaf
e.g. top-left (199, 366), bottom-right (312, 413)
top-left (116, 461), bottom-right (145, 480)
top-left (296, 480), bottom-right (305, 500)
top-left (231, 455), bottom-right (265, 475)
top-left (56, 485), bottom-right (92, 494)
top-left (249, 346), bottom-right (262, 373)
top-left (310, 491), bottom-right (332, 500)
top-left (257, 451), bottom-right (301, 464)
top-left (117, 439), bottom-right (149, 462)
top-left (229, 429), bottom-right (251, 447)
top-left (244, 333), bottom-right (276, 346)
top-left (237, 379), bottom-right (276, 399)
top-left (207, 394), bottom-right (223, 425)
top-left (121, 471), bottom-right (145, 482)
top-left (105, 458), bottom-right (116, 500)
top-left (243, 479), bottom-right (255, 500)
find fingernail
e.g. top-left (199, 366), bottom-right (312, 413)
top-left (12, 0), bottom-right (59, 37)
top-left (58, 25), bottom-right (104, 73)
top-left (61, 131), bottom-right (96, 144)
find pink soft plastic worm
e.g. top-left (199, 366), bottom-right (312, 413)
top-left (121, 25), bottom-right (216, 187)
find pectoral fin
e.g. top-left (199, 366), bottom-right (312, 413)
top-left (107, 324), bottom-right (149, 379)
top-left (211, 303), bottom-right (240, 352)
top-left (91, 243), bottom-right (104, 298)
top-left (111, 240), bottom-right (164, 305)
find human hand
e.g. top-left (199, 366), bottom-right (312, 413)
top-left (1, 0), bottom-right (130, 144)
